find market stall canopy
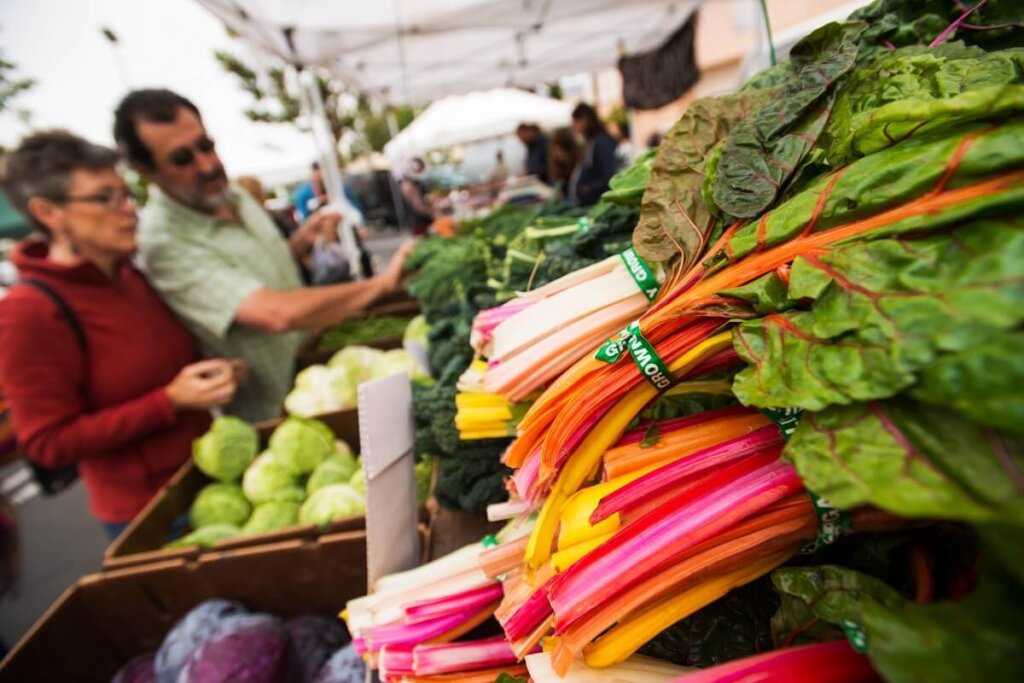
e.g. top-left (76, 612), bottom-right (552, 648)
top-left (383, 87), bottom-right (571, 161)
top-left (196, 0), bottom-right (698, 105)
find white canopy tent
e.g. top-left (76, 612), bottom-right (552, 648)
top-left (196, 0), bottom-right (698, 105)
top-left (383, 88), bottom-right (572, 162)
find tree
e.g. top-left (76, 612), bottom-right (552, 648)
top-left (213, 49), bottom-right (414, 161)
top-left (0, 53), bottom-right (35, 122)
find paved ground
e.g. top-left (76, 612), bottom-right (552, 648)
top-left (0, 461), bottom-right (109, 650)
top-left (0, 230), bottom-right (408, 650)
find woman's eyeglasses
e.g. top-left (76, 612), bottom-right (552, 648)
top-left (60, 187), bottom-right (138, 211)
top-left (168, 137), bottom-right (216, 168)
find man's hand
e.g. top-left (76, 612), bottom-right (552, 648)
top-left (289, 210), bottom-right (340, 258)
top-left (382, 239), bottom-right (416, 291)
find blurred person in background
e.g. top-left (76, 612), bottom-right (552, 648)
top-left (548, 127), bottom-right (582, 203)
top-left (114, 89), bottom-right (412, 422)
top-left (0, 131), bottom-right (241, 537)
top-left (515, 123), bottom-right (550, 184)
top-left (398, 157), bottom-right (435, 236)
top-left (570, 102), bottom-right (619, 206)
top-left (485, 151), bottom-right (509, 199)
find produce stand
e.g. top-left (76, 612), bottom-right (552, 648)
top-left (295, 331), bottom-right (404, 372)
top-left (0, 527), bottom-right (431, 682)
top-left (103, 410), bottom-right (366, 571)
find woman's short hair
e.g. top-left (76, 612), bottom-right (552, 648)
top-left (0, 130), bottom-right (119, 233)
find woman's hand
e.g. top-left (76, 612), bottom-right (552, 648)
top-left (164, 359), bottom-right (239, 411)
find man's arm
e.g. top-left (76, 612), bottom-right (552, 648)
top-left (235, 239), bottom-right (415, 333)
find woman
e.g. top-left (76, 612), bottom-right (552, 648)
top-left (548, 127), bottom-right (582, 201)
top-left (570, 103), bottom-right (620, 206)
top-left (0, 131), bottom-right (240, 538)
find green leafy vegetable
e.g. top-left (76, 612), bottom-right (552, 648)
top-left (823, 42), bottom-right (1024, 165)
top-left (784, 398), bottom-right (1024, 525)
top-left (601, 149), bottom-right (657, 206)
top-left (189, 483), bottom-right (252, 529)
top-left (316, 316), bottom-right (412, 352)
top-left (638, 580), bottom-right (779, 668)
top-left (711, 22), bottom-right (864, 219)
top-left (732, 218), bottom-right (1024, 410)
top-left (192, 416), bottom-right (259, 483)
top-left (772, 563), bottom-right (1024, 683)
top-left (241, 501), bottom-right (300, 535)
top-left (633, 88), bottom-right (777, 264)
top-left (706, 119), bottom-right (1024, 272)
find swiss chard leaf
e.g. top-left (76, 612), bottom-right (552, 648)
top-left (711, 22), bottom-right (864, 219)
top-left (772, 563), bottom-right (1024, 683)
top-left (705, 119), bottom-right (1024, 272)
top-left (632, 88), bottom-right (777, 265)
top-left (732, 218), bottom-right (1024, 410)
top-left (911, 330), bottom-right (1024, 434)
top-left (784, 398), bottom-right (1024, 526)
top-left (823, 45), bottom-right (1024, 165)
top-left (638, 579), bottom-right (779, 668)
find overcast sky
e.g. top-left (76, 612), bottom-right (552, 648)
top-left (0, 0), bottom-right (316, 178)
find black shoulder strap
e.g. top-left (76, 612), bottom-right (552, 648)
top-left (17, 279), bottom-right (88, 352)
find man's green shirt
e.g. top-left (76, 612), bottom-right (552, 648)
top-left (138, 185), bottom-right (304, 422)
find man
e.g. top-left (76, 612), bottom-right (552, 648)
top-left (515, 123), bottom-right (550, 185)
top-left (114, 89), bottom-right (413, 422)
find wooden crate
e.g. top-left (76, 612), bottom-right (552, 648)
top-left (103, 410), bottom-right (365, 571)
top-left (0, 528), bottom-right (409, 682)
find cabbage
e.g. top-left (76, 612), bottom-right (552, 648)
top-left (285, 615), bottom-right (350, 683)
top-left (306, 453), bottom-right (359, 495)
top-left (403, 314), bottom-right (429, 349)
top-left (154, 600), bottom-right (247, 683)
top-left (189, 483), bottom-right (252, 529)
top-left (327, 346), bottom-right (385, 384)
top-left (334, 439), bottom-right (354, 459)
top-left (312, 643), bottom-right (365, 683)
top-left (112, 651), bottom-right (156, 683)
top-left (299, 484), bottom-right (365, 526)
top-left (241, 453), bottom-right (301, 504)
top-left (176, 613), bottom-right (290, 683)
top-left (285, 365), bottom-right (357, 417)
top-left (241, 501), bottom-right (300, 535)
top-left (269, 417), bottom-right (336, 475)
top-left (372, 348), bottom-right (429, 381)
top-left (164, 524), bottom-right (240, 550)
top-left (348, 465), bottom-right (366, 496)
top-left (192, 416), bottom-right (258, 482)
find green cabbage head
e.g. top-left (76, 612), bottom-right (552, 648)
top-left (190, 482), bottom-right (252, 529)
top-left (165, 524), bottom-right (240, 549)
top-left (242, 452), bottom-right (302, 504)
top-left (269, 417), bottom-right (336, 475)
top-left (192, 416), bottom-right (259, 482)
top-left (306, 451), bottom-right (359, 495)
top-left (241, 501), bottom-right (301, 535)
top-left (299, 484), bottom-right (365, 526)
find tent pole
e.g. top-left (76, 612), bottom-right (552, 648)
top-left (296, 66), bottom-right (365, 279)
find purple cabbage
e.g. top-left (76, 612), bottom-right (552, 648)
top-left (111, 651), bottom-right (156, 683)
top-left (312, 644), bottom-right (364, 683)
top-left (285, 615), bottom-right (351, 683)
top-left (175, 613), bottom-right (290, 683)
top-left (154, 599), bottom-right (248, 683)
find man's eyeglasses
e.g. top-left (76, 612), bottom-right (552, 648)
top-left (168, 137), bottom-right (216, 168)
top-left (60, 187), bottom-right (137, 210)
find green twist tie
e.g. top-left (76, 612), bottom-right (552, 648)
top-left (619, 247), bottom-right (661, 302)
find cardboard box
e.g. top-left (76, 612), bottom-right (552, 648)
top-left (0, 528), bottom-right (427, 682)
top-left (103, 410), bottom-right (366, 571)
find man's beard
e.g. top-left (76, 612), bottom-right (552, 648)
top-left (167, 165), bottom-right (231, 212)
